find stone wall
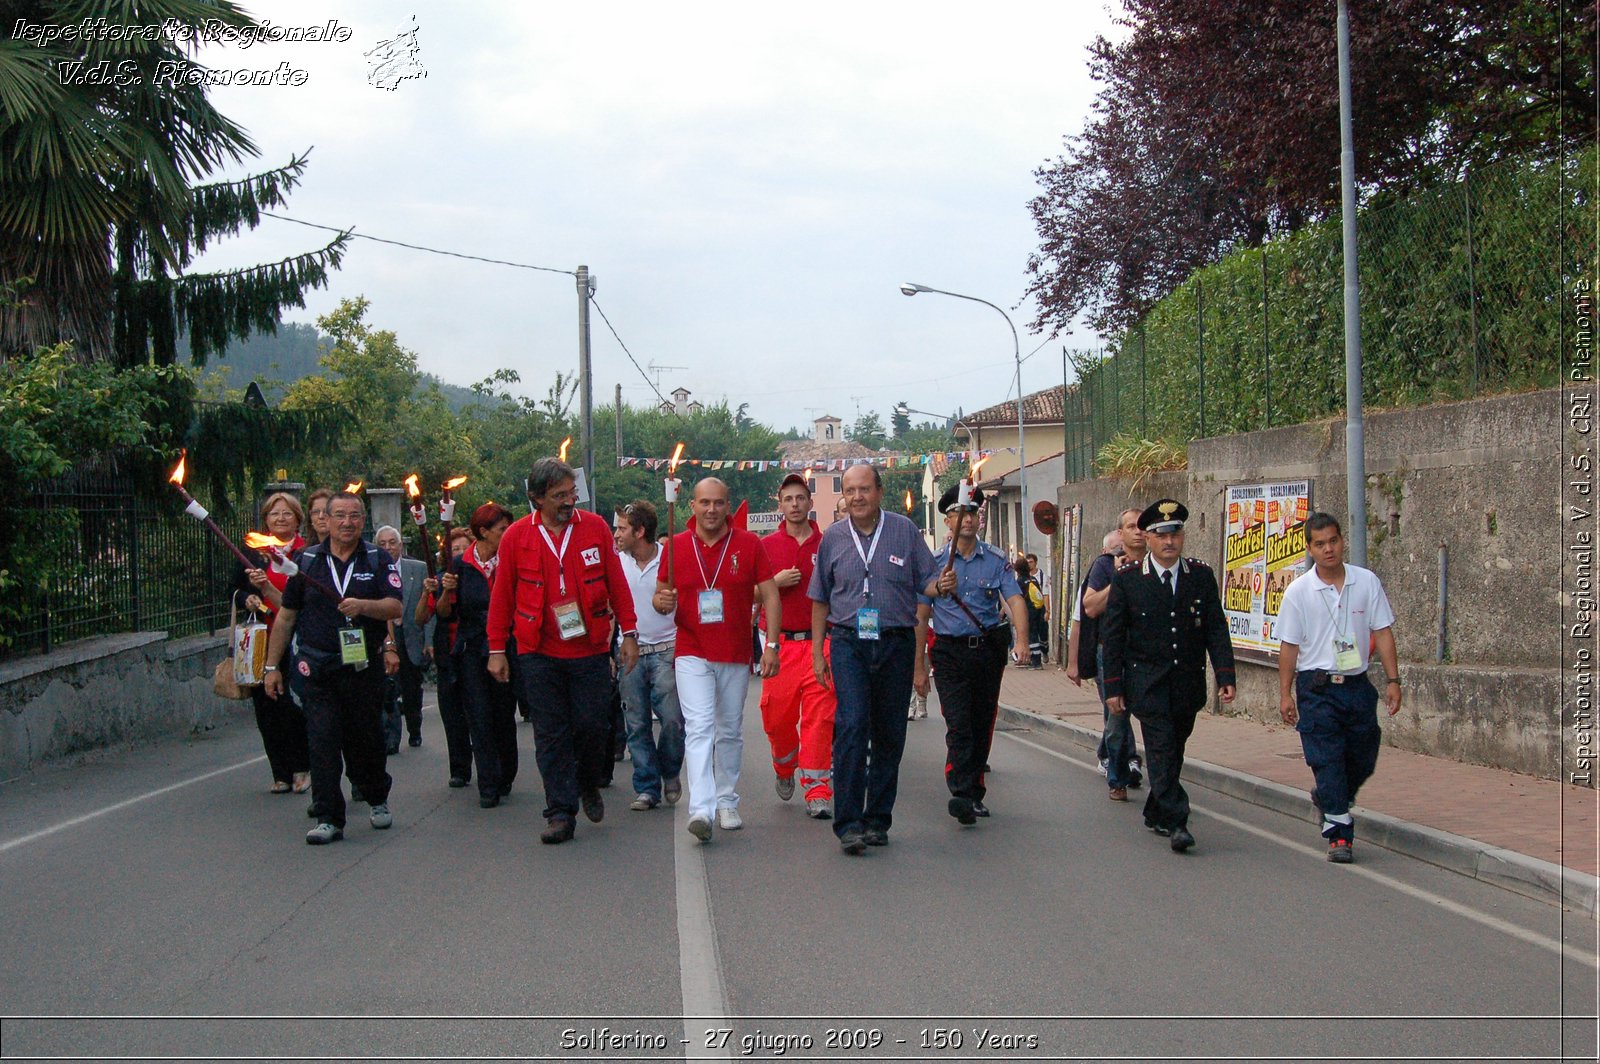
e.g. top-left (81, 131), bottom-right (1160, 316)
top-left (0, 632), bottom-right (246, 777)
top-left (1058, 388), bottom-right (1570, 780)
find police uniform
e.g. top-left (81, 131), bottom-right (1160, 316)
top-left (919, 485), bottom-right (1025, 824)
top-left (1100, 500), bottom-right (1235, 850)
top-left (279, 539), bottom-right (404, 834)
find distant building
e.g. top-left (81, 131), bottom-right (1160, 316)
top-left (660, 386), bottom-right (705, 416)
top-left (958, 385), bottom-right (1067, 559)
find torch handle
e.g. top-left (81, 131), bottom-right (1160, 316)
top-left (666, 503), bottom-right (676, 585)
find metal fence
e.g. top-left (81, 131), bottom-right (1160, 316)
top-left (1063, 149), bottom-right (1588, 481)
top-left (2, 470), bottom-right (249, 658)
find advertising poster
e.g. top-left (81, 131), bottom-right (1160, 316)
top-left (1222, 480), bottom-right (1311, 662)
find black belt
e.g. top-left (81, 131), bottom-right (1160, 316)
top-left (781, 630), bottom-right (814, 642)
top-left (939, 625), bottom-right (1010, 649)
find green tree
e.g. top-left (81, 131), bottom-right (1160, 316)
top-left (846, 411), bottom-right (887, 450)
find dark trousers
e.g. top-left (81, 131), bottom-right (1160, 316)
top-left (515, 652), bottom-right (614, 822)
top-left (382, 653), bottom-right (425, 750)
top-left (1295, 673), bottom-right (1382, 842)
top-left (930, 629), bottom-right (1008, 803)
top-left (828, 627), bottom-right (915, 837)
top-left (249, 683), bottom-right (310, 783)
top-left (303, 664), bottom-right (392, 828)
top-left (458, 650), bottom-right (517, 800)
top-left (1094, 646), bottom-right (1140, 788)
top-left (435, 652), bottom-right (473, 782)
top-left (1131, 686), bottom-right (1199, 831)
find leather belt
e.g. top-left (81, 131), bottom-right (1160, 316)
top-left (781, 630), bottom-right (813, 642)
top-left (637, 640), bottom-right (675, 656)
top-left (944, 624), bottom-right (1009, 649)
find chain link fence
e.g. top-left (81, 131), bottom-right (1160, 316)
top-left (1064, 149), bottom-right (1592, 480)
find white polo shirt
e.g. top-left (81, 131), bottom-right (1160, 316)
top-left (619, 543), bottom-right (677, 646)
top-left (1275, 563), bottom-right (1395, 674)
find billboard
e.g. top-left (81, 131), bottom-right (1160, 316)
top-left (1221, 479), bottom-right (1311, 663)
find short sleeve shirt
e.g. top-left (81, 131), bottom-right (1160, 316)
top-left (760, 522), bottom-right (823, 632)
top-left (1074, 552), bottom-right (1118, 622)
top-left (665, 528), bottom-right (774, 663)
top-left (807, 510), bottom-right (938, 629)
top-left (918, 542), bottom-right (1021, 636)
top-left (1275, 563), bottom-right (1395, 674)
top-left (282, 543), bottom-right (402, 662)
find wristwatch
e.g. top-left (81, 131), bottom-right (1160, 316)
top-left (263, 665), bottom-right (279, 673)
top-left (765, 640), bottom-right (780, 650)
top-left (1386, 677), bottom-right (1401, 686)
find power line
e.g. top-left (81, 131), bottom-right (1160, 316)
top-left (589, 296), bottom-right (671, 410)
top-left (260, 212), bottom-right (575, 276)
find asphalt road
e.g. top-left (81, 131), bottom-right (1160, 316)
top-left (1, 680), bottom-right (1595, 1063)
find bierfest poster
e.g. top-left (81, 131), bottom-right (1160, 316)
top-left (1221, 479), bottom-right (1311, 662)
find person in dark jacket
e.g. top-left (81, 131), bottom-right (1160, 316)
top-left (419, 528), bottom-right (475, 788)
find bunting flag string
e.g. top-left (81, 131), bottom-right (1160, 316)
top-left (615, 450), bottom-right (996, 471)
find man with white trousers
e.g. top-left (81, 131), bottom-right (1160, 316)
top-left (653, 478), bottom-right (782, 842)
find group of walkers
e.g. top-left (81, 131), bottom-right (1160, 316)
top-left (233, 456), bottom-right (1402, 863)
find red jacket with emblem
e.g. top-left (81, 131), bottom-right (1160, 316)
top-left (486, 509), bottom-right (637, 658)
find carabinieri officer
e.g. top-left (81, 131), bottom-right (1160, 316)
top-left (1101, 499), bottom-right (1235, 853)
top-left (916, 484), bottom-right (1029, 827)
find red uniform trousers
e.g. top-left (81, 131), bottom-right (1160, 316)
top-left (759, 636), bottom-right (836, 800)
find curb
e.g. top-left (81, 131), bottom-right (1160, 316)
top-left (998, 702), bottom-right (1600, 919)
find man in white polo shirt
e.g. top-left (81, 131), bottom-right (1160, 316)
top-left (1276, 511), bottom-right (1402, 864)
top-left (614, 500), bottom-right (684, 810)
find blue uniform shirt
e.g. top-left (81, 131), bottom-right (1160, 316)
top-left (918, 540), bottom-right (1022, 636)
top-left (808, 510), bottom-right (937, 629)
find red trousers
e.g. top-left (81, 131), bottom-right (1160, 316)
top-left (759, 638), bottom-right (836, 800)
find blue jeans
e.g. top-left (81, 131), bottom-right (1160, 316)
top-left (618, 648), bottom-right (684, 799)
top-left (1295, 673), bottom-right (1381, 842)
top-left (828, 626), bottom-right (915, 838)
top-left (1095, 646), bottom-right (1138, 788)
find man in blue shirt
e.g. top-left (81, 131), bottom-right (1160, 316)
top-left (809, 464), bottom-right (938, 855)
top-left (916, 485), bottom-right (1028, 826)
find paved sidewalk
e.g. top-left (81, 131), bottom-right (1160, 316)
top-left (999, 665), bottom-right (1599, 912)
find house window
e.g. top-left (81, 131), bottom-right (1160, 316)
top-left (825, 424), bottom-right (835, 439)
top-left (832, 476), bottom-right (842, 493)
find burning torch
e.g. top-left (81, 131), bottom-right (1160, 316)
top-left (664, 442), bottom-right (685, 584)
top-left (241, 531), bottom-right (342, 603)
top-left (404, 474), bottom-right (436, 579)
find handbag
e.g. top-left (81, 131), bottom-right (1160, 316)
top-left (212, 598), bottom-right (258, 700)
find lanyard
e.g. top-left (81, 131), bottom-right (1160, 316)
top-left (538, 520), bottom-right (575, 596)
top-left (693, 531), bottom-right (732, 591)
top-left (327, 551), bottom-right (359, 600)
top-left (1320, 578), bottom-right (1349, 633)
top-left (849, 513), bottom-right (885, 599)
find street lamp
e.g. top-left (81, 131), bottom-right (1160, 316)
top-left (900, 282), bottom-right (1028, 555)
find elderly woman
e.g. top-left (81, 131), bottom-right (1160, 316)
top-left (436, 503), bottom-right (517, 808)
top-left (232, 491), bottom-right (312, 794)
top-left (419, 528), bottom-right (475, 788)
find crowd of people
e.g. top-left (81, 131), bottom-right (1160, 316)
top-left (231, 458), bottom-right (1401, 863)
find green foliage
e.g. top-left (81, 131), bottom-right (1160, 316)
top-left (1075, 149), bottom-right (1588, 458)
top-left (1093, 433), bottom-right (1189, 490)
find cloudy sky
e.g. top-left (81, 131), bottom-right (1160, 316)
top-left (194, 0), bottom-right (1120, 439)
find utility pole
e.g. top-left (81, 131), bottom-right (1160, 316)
top-left (576, 265), bottom-right (595, 511)
top-left (614, 382), bottom-right (624, 473)
top-left (1337, 0), bottom-right (1367, 565)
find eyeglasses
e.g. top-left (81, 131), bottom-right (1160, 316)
top-left (546, 490), bottom-right (578, 503)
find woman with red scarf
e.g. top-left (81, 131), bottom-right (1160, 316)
top-left (232, 492), bottom-right (312, 794)
top-left (436, 503), bottom-right (518, 809)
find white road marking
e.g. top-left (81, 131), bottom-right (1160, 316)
top-left (0, 756), bottom-right (267, 855)
top-left (675, 803), bottom-right (733, 1060)
top-left (1000, 731), bottom-right (1598, 968)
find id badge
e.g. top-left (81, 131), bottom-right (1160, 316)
top-left (339, 625), bottom-right (368, 668)
top-left (1332, 634), bottom-right (1361, 672)
top-left (698, 589), bottom-right (725, 624)
top-left (552, 599), bottom-right (588, 641)
top-left (856, 607), bottom-right (880, 640)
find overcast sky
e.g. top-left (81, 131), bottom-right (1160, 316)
top-left (194, 0), bottom-right (1120, 440)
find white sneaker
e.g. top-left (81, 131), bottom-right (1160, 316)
top-left (716, 807), bottom-right (743, 830)
top-left (687, 815), bottom-right (713, 842)
top-left (805, 797), bottom-right (832, 820)
top-left (1097, 757), bottom-right (1109, 777)
top-left (775, 775), bottom-right (795, 801)
top-left (630, 793), bottom-right (658, 811)
top-left (368, 803), bottom-right (392, 830)
top-left (305, 822), bottom-right (343, 845)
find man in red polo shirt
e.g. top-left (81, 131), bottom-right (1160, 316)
top-left (488, 458), bottom-right (639, 845)
top-left (758, 473), bottom-right (836, 819)
top-left (653, 477), bottom-right (782, 843)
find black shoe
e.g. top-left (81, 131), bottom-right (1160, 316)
top-left (498, 784), bottom-right (512, 798)
top-left (1328, 838), bottom-right (1354, 863)
top-left (1145, 821), bottom-right (1171, 837)
top-left (839, 828), bottom-right (867, 855)
top-left (972, 800), bottom-right (991, 818)
top-left (581, 789), bottom-right (605, 823)
top-left (306, 803), bottom-right (318, 818)
top-left (1170, 827), bottom-right (1195, 852)
top-left (540, 817), bottom-right (575, 844)
top-left (350, 786), bottom-right (365, 804)
top-left (448, 776), bottom-right (468, 789)
top-left (479, 794), bottom-right (500, 809)
top-left (1127, 772), bottom-right (1143, 789)
top-left (863, 827), bottom-right (888, 847)
top-left (408, 734), bottom-right (422, 748)
top-left (948, 797), bottom-right (977, 825)
top-left (385, 746), bottom-right (400, 756)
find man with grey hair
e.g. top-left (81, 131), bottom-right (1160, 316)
top-left (375, 525), bottom-right (432, 754)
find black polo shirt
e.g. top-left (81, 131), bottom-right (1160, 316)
top-left (282, 541), bottom-right (402, 663)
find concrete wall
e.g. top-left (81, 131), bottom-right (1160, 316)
top-left (1058, 388), bottom-right (1570, 781)
top-left (0, 632), bottom-right (247, 778)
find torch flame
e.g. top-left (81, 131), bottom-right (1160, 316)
top-left (559, 437), bottom-right (571, 462)
top-left (344, 480), bottom-right (363, 494)
top-left (668, 442), bottom-right (686, 475)
top-left (404, 474), bottom-right (420, 498)
top-left (442, 476), bottom-right (467, 492)
top-left (969, 454), bottom-right (991, 479)
top-left (168, 452), bottom-right (187, 485)
top-left (244, 532), bottom-right (294, 550)
top-left (905, 489), bottom-right (914, 512)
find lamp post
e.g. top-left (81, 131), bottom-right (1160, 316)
top-left (900, 282), bottom-right (1027, 555)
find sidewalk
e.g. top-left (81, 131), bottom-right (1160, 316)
top-left (998, 666), bottom-right (1600, 915)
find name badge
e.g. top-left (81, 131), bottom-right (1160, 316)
top-left (552, 599), bottom-right (588, 641)
top-left (339, 625), bottom-right (368, 668)
top-left (1333, 634), bottom-right (1361, 672)
top-left (856, 607), bottom-right (880, 640)
top-left (698, 589), bottom-right (725, 624)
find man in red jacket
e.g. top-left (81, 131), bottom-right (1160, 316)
top-left (488, 458), bottom-right (640, 844)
